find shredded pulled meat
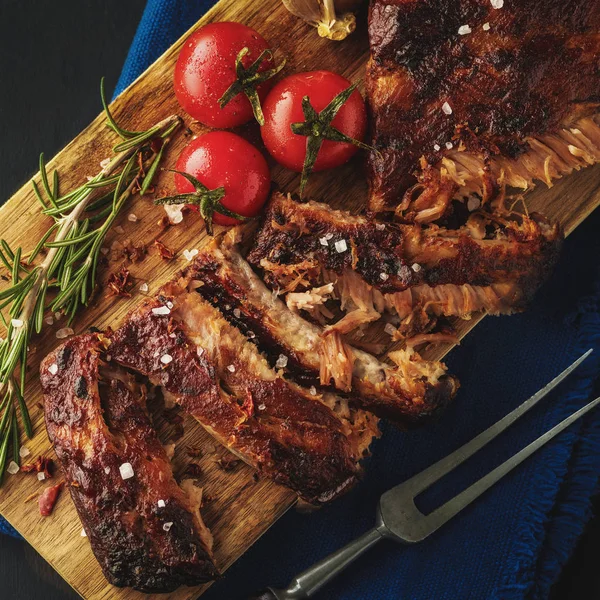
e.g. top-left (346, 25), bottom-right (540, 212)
top-left (248, 193), bottom-right (562, 338)
top-left (188, 228), bottom-right (458, 424)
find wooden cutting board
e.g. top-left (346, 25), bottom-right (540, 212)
top-left (1, 1), bottom-right (599, 598)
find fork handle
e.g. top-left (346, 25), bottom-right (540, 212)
top-left (247, 527), bottom-right (386, 600)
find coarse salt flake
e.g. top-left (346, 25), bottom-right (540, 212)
top-left (152, 306), bottom-right (171, 316)
top-left (119, 462), bottom-right (134, 480)
top-left (44, 315), bottom-right (54, 325)
top-left (139, 282), bottom-right (149, 293)
top-left (258, 403), bottom-right (266, 411)
top-left (19, 446), bottom-right (30, 458)
top-left (106, 355), bottom-right (112, 362)
top-left (227, 364), bottom-right (236, 373)
top-left (163, 522), bottom-right (173, 532)
top-left (275, 354), bottom-right (288, 369)
top-left (37, 472), bottom-right (46, 481)
top-left (160, 354), bottom-right (173, 365)
top-left (319, 237), bottom-right (329, 246)
top-left (56, 327), bottom-right (74, 339)
top-left (164, 204), bottom-right (184, 225)
top-left (411, 263), bottom-right (422, 272)
top-left (7, 461), bottom-right (19, 475)
top-left (128, 213), bottom-right (138, 222)
top-left (380, 272), bottom-right (389, 281)
top-left (483, 22), bottom-right (491, 30)
top-left (384, 323), bottom-right (397, 336)
top-left (467, 197), bottom-right (481, 212)
top-left (442, 102), bottom-right (453, 115)
top-left (309, 386), bottom-right (317, 396)
top-left (375, 223), bottom-right (386, 231)
top-left (169, 332), bottom-right (176, 339)
top-left (183, 248), bottom-right (199, 261)
top-left (325, 232), bottom-right (334, 240)
top-left (158, 499), bottom-right (166, 508)
top-left (100, 247), bottom-right (109, 255)
top-left (100, 158), bottom-right (111, 169)
top-left (458, 24), bottom-right (472, 35)
top-left (490, 0), bottom-right (503, 8)
top-left (11, 319), bottom-right (23, 328)
top-left (48, 363), bottom-right (59, 375)
top-left (166, 301), bottom-right (174, 310)
top-left (445, 142), bottom-right (453, 150)
top-left (104, 467), bottom-right (111, 475)
top-left (114, 225), bottom-right (124, 234)
top-left (334, 239), bottom-right (347, 253)
top-left (233, 308), bottom-right (241, 318)
top-left (434, 144), bottom-right (441, 151)
top-left (247, 331), bottom-right (256, 339)
top-left (81, 529), bottom-right (87, 537)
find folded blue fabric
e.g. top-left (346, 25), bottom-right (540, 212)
top-left (4, 3), bottom-right (600, 600)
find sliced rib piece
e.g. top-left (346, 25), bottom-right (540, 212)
top-left (247, 193), bottom-right (561, 324)
top-left (40, 334), bottom-right (218, 592)
top-left (189, 228), bottom-right (458, 424)
top-left (108, 288), bottom-right (376, 504)
top-left (367, 0), bottom-right (600, 215)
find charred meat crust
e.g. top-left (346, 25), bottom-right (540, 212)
top-left (367, 0), bottom-right (600, 211)
top-left (40, 334), bottom-right (218, 592)
top-left (248, 193), bottom-right (562, 307)
top-left (107, 293), bottom-right (363, 504)
top-left (189, 229), bottom-right (458, 425)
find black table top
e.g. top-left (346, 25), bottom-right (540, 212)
top-left (0, 1), bottom-right (597, 598)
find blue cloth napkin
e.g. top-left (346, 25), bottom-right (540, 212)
top-left (4, 3), bottom-right (600, 599)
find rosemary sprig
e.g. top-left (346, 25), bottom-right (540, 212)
top-left (0, 79), bottom-right (181, 482)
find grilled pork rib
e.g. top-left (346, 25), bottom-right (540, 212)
top-left (191, 228), bottom-right (458, 424)
top-left (40, 334), bottom-right (218, 592)
top-left (248, 193), bottom-right (561, 334)
top-left (367, 0), bottom-right (600, 216)
top-left (108, 288), bottom-right (377, 504)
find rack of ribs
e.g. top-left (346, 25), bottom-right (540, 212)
top-left (248, 193), bottom-right (561, 339)
top-left (40, 334), bottom-right (219, 592)
top-left (367, 0), bottom-right (600, 218)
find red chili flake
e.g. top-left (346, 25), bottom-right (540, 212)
top-left (22, 456), bottom-right (53, 479)
top-left (122, 240), bottom-right (147, 263)
top-left (39, 482), bottom-right (64, 517)
top-left (186, 446), bottom-right (203, 458)
top-left (106, 266), bottom-right (133, 298)
top-left (154, 239), bottom-right (175, 261)
top-left (184, 463), bottom-right (203, 478)
top-left (170, 423), bottom-right (185, 443)
top-left (216, 455), bottom-right (241, 472)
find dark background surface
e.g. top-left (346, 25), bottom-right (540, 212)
top-left (0, 1), bottom-right (598, 599)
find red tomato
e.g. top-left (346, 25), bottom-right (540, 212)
top-left (261, 71), bottom-right (367, 172)
top-left (174, 131), bottom-right (271, 226)
top-left (174, 22), bottom-right (274, 128)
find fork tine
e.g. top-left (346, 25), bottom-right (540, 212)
top-left (401, 349), bottom-right (593, 496)
top-left (425, 395), bottom-right (600, 534)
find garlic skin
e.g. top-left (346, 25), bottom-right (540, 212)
top-left (282, 0), bottom-right (364, 41)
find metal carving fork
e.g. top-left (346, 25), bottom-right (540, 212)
top-left (250, 349), bottom-right (599, 600)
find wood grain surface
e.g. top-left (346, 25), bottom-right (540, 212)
top-left (0, 0), bottom-right (599, 598)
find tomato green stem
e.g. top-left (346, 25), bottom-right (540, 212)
top-left (155, 170), bottom-right (249, 236)
top-left (290, 82), bottom-right (375, 197)
top-left (218, 47), bottom-right (286, 126)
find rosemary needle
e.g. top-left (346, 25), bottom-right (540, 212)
top-left (0, 78), bottom-right (181, 482)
